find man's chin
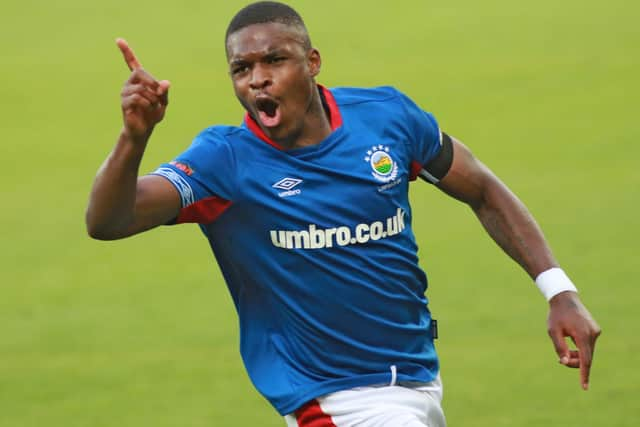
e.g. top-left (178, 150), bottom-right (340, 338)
top-left (262, 124), bottom-right (286, 140)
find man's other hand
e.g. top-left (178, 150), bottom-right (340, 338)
top-left (547, 291), bottom-right (601, 390)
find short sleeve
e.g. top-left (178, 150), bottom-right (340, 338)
top-left (150, 127), bottom-right (237, 224)
top-left (395, 90), bottom-right (443, 167)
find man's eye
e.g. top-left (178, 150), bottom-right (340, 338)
top-left (232, 65), bottom-right (249, 75)
top-left (268, 57), bottom-right (285, 64)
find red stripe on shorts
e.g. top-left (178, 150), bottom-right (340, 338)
top-left (294, 400), bottom-right (337, 427)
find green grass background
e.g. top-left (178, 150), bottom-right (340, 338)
top-left (1, 0), bottom-right (638, 425)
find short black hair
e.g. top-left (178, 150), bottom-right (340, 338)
top-left (225, 1), bottom-right (311, 49)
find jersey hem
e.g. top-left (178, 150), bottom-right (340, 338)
top-left (274, 369), bottom-right (439, 416)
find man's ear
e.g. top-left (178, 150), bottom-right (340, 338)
top-left (308, 48), bottom-right (321, 77)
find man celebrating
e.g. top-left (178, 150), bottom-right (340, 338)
top-left (86, 2), bottom-right (601, 426)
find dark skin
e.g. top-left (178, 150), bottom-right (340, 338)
top-left (226, 23), bottom-right (331, 149)
top-left (86, 23), bottom-right (601, 390)
top-left (438, 138), bottom-right (601, 388)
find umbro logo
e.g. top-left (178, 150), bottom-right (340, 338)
top-left (273, 177), bottom-right (302, 190)
top-left (273, 177), bottom-right (303, 198)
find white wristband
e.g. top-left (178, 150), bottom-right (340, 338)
top-left (535, 268), bottom-right (578, 301)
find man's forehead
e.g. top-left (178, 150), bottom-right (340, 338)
top-left (226, 22), bottom-right (307, 59)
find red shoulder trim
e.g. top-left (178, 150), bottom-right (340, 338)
top-left (409, 160), bottom-right (423, 181)
top-left (176, 196), bottom-right (232, 224)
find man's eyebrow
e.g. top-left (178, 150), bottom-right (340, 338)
top-left (265, 47), bottom-right (288, 54)
top-left (264, 49), bottom-right (289, 58)
top-left (230, 48), bottom-right (288, 64)
top-left (229, 58), bottom-right (249, 67)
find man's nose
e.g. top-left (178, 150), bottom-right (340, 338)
top-left (249, 64), bottom-right (271, 89)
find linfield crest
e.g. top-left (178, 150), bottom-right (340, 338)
top-left (365, 145), bottom-right (398, 183)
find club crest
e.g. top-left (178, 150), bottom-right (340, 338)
top-left (365, 145), bottom-right (398, 183)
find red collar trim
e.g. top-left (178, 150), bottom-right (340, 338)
top-left (244, 85), bottom-right (342, 150)
top-left (321, 85), bottom-right (343, 130)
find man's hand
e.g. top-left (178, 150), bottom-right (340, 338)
top-left (547, 291), bottom-right (601, 390)
top-left (116, 38), bottom-right (170, 143)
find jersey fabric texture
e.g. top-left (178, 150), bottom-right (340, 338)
top-left (152, 85), bottom-right (443, 416)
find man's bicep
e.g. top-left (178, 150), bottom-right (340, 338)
top-left (125, 175), bottom-right (182, 236)
top-left (433, 136), bottom-right (493, 207)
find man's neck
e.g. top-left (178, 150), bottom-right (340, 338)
top-left (280, 88), bottom-right (332, 150)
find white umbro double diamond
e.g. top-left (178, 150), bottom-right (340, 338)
top-left (272, 177), bottom-right (302, 190)
top-left (273, 177), bottom-right (303, 198)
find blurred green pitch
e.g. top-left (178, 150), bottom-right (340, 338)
top-left (1, 0), bottom-right (638, 426)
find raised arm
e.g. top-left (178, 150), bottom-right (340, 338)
top-left (433, 134), bottom-right (601, 390)
top-left (86, 39), bottom-right (181, 240)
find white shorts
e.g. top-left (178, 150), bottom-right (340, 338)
top-left (284, 375), bottom-right (446, 427)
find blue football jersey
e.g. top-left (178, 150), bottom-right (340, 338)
top-left (152, 86), bottom-right (443, 415)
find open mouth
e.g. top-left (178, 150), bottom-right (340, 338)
top-left (255, 97), bottom-right (281, 128)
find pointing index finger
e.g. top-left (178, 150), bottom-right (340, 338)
top-left (576, 336), bottom-right (593, 390)
top-left (116, 38), bottom-right (142, 71)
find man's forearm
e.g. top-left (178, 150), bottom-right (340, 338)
top-left (471, 176), bottom-right (558, 279)
top-left (85, 129), bottom-right (149, 239)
